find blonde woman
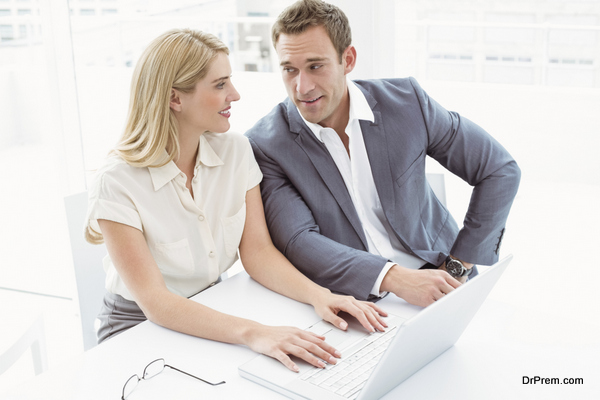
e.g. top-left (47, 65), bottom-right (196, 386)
top-left (85, 28), bottom-right (387, 372)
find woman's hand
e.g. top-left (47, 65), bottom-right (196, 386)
top-left (243, 324), bottom-right (341, 372)
top-left (311, 290), bottom-right (389, 333)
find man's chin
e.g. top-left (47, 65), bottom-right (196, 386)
top-left (296, 108), bottom-right (322, 124)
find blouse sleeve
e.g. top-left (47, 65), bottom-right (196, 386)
top-left (85, 165), bottom-right (143, 243)
top-left (246, 137), bottom-right (263, 191)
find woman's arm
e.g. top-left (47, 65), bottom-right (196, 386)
top-left (98, 219), bottom-right (338, 372)
top-left (239, 186), bottom-right (388, 335)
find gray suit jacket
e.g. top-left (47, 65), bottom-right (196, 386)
top-left (246, 77), bottom-right (520, 300)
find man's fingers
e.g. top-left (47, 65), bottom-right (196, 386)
top-left (444, 273), bottom-right (462, 289)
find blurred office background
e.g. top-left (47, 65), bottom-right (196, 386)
top-left (1, 0), bottom-right (599, 394)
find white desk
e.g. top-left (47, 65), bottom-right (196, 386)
top-left (3, 271), bottom-right (600, 400)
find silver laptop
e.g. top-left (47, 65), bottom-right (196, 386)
top-left (239, 255), bottom-right (513, 400)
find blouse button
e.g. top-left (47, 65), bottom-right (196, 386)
top-left (198, 215), bottom-right (205, 221)
top-left (209, 251), bottom-right (216, 258)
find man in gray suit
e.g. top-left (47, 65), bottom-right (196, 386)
top-left (246, 0), bottom-right (520, 307)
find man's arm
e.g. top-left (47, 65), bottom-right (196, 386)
top-left (248, 136), bottom-right (388, 301)
top-left (411, 77), bottom-right (521, 266)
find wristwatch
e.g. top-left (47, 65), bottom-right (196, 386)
top-left (444, 255), bottom-right (473, 279)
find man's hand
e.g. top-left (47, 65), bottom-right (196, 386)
top-left (380, 265), bottom-right (462, 307)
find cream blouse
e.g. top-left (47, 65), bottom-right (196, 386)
top-left (85, 132), bottom-right (262, 301)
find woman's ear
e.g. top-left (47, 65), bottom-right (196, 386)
top-left (169, 88), bottom-right (182, 112)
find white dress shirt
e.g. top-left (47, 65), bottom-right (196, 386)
top-left (85, 132), bottom-right (262, 301)
top-left (301, 78), bottom-right (426, 296)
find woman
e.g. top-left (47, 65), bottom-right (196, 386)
top-left (85, 28), bottom-right (387, 372)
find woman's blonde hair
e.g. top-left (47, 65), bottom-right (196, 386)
top-left (85, 29), bottom-right (228, 244)
top-left (115, 28), bottom-right (229, 167)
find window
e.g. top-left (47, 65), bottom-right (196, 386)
top-left (0, 24), bottom-right (13, 41)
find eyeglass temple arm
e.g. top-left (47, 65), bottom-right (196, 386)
top-left (165, 364), bottom-right (226, 386)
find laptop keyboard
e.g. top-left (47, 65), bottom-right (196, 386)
top-left (300, 326), bottom-right (399, 399)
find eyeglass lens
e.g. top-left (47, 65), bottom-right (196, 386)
top-left (143, 358), bottom-right (166, 379)
top-left (122, 359), bottom-right (165, 399)
top-left (122, 374), bottom-right (140, 399)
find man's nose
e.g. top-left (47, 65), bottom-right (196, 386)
top-left (295, 71), bottom-right (314, 95)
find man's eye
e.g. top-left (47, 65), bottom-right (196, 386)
top-left (217, 82), bottom-right (225, 89)
top-left (311, 65), bottom-right (322, 70)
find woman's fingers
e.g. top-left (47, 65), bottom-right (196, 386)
top-left (273, 351), bottom-right (300, 372)
top-left (258, 327), bottom-right (341, 372)
top-left (329, 297), bottom-right (389, 333)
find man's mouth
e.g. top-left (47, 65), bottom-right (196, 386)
top-left (300, 96), bottom-right (323, 104)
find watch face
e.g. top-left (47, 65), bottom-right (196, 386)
top-left (446, 259), bottom-right (464, 277)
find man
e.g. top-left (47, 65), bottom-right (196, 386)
top-left (245, 0), bottom-right (520, 307)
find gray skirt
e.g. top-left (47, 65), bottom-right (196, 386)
top-left (97, 292), bottom-right (147, 344)
top-left (96, 278), bottom-right (222, 344)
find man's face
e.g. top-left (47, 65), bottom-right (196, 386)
top-left (275, 25), bottom-right (354, 128)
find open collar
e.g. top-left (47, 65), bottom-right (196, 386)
top-left (149, 134), bottom-right (224, 191)
top-left (296, 77), bottom-right (375, 142)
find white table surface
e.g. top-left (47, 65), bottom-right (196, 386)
top-left (3, 271), bottom-right (599, 400)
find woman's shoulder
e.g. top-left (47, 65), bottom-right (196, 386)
top-left (202, 131), bottom-right (251, 157)
top-left (204, 131), bottom-right (249, 146)
top-left (91, 154), bottom-right (149, 190)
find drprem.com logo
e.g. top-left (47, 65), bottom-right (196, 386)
top-left (523, 376), bottom-right (584, 385)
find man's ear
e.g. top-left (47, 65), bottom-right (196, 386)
top-left (342, 45), bottom-right (357, 75)
top-left (169, 88), bottom-right (182, 112)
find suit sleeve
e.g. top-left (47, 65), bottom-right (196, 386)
top-left (248, 136), bottom-right (388, 301)
top-left (410, 77), bottom-right (521, 265)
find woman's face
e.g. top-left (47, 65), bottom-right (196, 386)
top-left (173, 52), bottom-right (240, 135)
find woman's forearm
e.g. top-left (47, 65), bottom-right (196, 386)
top-left (141, 289), bottom-right (262, 346)
top-left (241, 242), bottom-right (330, 307)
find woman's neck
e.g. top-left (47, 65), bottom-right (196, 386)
top-left (175, 131), bottom-right (202, 199)
top-left (176, 130), bottom-right (202, 169)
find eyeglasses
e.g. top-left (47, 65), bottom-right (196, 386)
top-left (121, 358), bottom-right (225, 399)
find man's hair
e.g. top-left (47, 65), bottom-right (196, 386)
top-left (272, 0), bottom-right (351, 62)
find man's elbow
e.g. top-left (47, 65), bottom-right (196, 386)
top-left (507, 159), bottom-right (522, 194)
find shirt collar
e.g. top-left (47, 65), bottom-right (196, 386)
top-left (300, 77), bottom-right (375, 143)
top-left (149, 134), bottom-right (224, 191)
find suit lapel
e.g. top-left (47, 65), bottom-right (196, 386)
top-left (286, 100), bottom-right (369, 249)
top-left (358, 86), bottom-right (397, 227)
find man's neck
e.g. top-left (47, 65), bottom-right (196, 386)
top-left (319, 88), bottom-right (351, 139)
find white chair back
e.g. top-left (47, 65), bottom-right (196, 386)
top-left (64, 192), bottom-right (107, 351)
